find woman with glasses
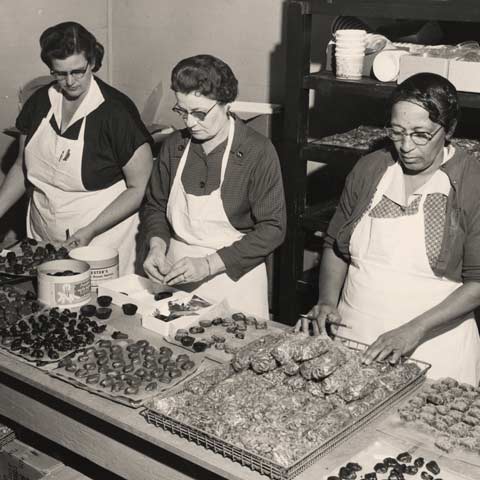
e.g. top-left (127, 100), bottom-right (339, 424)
top-left (0, 22), bottom-right (152, 274)
top-left (302, 72), bottom-right (480, 382)
top-left (141, 54), bottom-right (286, 319)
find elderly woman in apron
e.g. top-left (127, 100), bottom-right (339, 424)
top-left (303, 73), bottom-right (480, 384)
top-left (141, 55), bottom-right (286, 319)
top-left (0, 22), bottom-right (152, 275)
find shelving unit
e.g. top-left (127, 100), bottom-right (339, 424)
top-left (275, 0), bottom-right (480, 325)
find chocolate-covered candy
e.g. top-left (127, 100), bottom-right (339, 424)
top-left (425, 461), bottom-right (440, 475)
top-left (121, 303), bottom-right (138, 315)
top-left (181, 336), bottom-right (195, 347)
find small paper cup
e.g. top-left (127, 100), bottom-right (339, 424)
top-left (335, 54), bottom-right (365, 79)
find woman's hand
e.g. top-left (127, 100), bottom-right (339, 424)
top-left (295, 303), bottom-right (342, 336)
top-left (143, 245), bottom-right (170, 284)
top-left (362, 323), bottom-right (423, 365)
top-left (164, 257), bottom-right (209, 286)
top-left (63, 226), bottom-right (95, 249)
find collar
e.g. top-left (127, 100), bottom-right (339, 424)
top-left (386, 146), bottom-right (455, 206)
top-left (176, 116), bottom-right (250, 160)
top-left (48, 76), bottom-right (105, 131)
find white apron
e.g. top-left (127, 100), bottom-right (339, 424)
top-left (24, 81), bottom-right (138, 275)
top-left (337, 157), bottom-right (480, 383)
top-left (166, 118), bottom-right (269, 319)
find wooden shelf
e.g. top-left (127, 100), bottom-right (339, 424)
top-left (303, 0), bottom-right (480, 22)
top-left (303, 140), bottom-right (379, 162)
top-left (305, 71), bottom-right (480, 108)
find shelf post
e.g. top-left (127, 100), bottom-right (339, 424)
top-left (274, 1), bottom-right (312, 325)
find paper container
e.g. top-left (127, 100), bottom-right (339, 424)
top-left (398, 54), bottom-right (449, 84)
top-left (335, 46), bottom-right (366, 55)
top-left (97, 274), bottom-right (215, 337)
top-left (335, 28), bottom-right (366, 36)
top-left (69, 246), bottom-right (119, 291)
top-left (37, 259), bottom-right (91, 308)
top-left (335, 54), bottom-right (365, 79)
top-left (373, 49), bottom-right (408, 82)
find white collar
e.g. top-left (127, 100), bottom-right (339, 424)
top-left (385, 146), bottom-right (455, 206)
top-left (48, 76), bottom-right (105, 131)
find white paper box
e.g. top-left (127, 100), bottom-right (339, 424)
top-left (97, 274), bottom-right (215, 337)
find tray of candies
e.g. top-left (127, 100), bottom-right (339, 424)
top-left (51, 334), bottom-right (202, 408)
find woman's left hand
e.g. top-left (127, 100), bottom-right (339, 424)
top-left (164, 256), bottom-right (209, 285)
top-left (63, 226), bottom-right (95, 249)
top-left (362, 323), bottom-right (423, 365)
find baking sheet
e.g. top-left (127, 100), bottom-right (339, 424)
top-left (50, 336), bottom-right (204, 408)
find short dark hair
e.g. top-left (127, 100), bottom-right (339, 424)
top-left (390, 73), bottom-right (460, 134)
top-left (171, 54), bottom-right (238, 103)
top-left (40, 21), bottom-right (104, 72)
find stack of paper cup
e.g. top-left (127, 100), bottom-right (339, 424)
top-left (335, 29), bottom-right (367, 80)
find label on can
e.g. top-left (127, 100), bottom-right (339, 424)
top-left (91, 264), bottom-right (119, 287)
top-left (54, 278), bottom-right (91, 306)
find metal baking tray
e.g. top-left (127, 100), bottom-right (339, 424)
top-left (143, 336), bottom-right (431, 480)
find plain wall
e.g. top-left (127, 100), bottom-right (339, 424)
top-left (110, 0), bottom-right (287, 129)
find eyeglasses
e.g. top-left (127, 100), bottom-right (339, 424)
top-left (172, 102), bottom-right (218, 122)
top-left (385, 125), bottom-right (443, 146)
top-left (50, 63), bottom-right (90, 81)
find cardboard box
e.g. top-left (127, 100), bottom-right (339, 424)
top-left (0, 440), bottom-right (63, 480)
top-left (397, 54), bottom-right (480, 93)
top-left (397, 54), bottom-right (449, 84)
top-left (97, 274), bottom-right (215, 337)
top-left (448, 59), bottom-right (480, 93)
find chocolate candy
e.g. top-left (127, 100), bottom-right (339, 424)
top-left (96, 295), bottom-right (112, 307)
top-left (122, 303), bottom-right (138, 315)
top-left (95, 308), bottom-right (112, 320)
top-left (181, 336), bottom-right (195, 347)
top-left (154, 291), bottom-right (173, 301)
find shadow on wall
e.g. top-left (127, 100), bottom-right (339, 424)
top-left (0, 76), bottom-right (52, 243)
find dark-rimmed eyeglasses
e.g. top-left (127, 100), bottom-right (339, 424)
top-left (385, 125), bottom-right (443, 146)
top-left (172, 102), bottom-right (218, 122)
top-left (50, 63), bottom-right (90, 81)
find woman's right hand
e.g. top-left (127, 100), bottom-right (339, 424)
top-left (143, 244), bottom-right (170, 284)
top-left (296, 303), bottom-right (342, 336)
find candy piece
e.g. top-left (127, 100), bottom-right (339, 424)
top-left (192, 341), bottom-right (208, 352)
top-left (96, 295), bottom-right (112, 307)
top-left (199, 319), bottom-right (213, 328)
top-left (95, 308), bottom-right (112, 320)
top-left (80, 304), bottom-right (97, 317)
top-left (154, 291), bottom-right (173, 301)
top-left (122, 303), bottom-right (138, 315)
top-left (86, 373), bottom-right (100, 384)
top-left (181, 336), bottom-right (195, 347)
top-left (189, 326), bottom-right (205, 334)
top-left (425, 461), bottom-right (440, 475)
top-left (112, 331), bottom-right (129, 340)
